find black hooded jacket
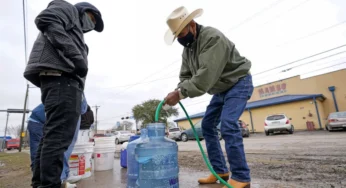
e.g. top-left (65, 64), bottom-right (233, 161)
top-left (24, 0), bottom-right (88, 88)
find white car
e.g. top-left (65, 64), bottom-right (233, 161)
top-left (114, 131), bottom-right (134, 144)
top-left (264, 114), bottom-right (294, 136)
top-left (167, 127), bottom-right (182, 141)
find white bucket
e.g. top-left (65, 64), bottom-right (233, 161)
top-left (93, 136), bottom-right (116, 171)
top-left (77, 130), bottom-right (91, 143)
top-left (94, 136), bottom-right (116, 145)
top-left (94, 146), bottom-right (116, 171)
top-left (68, 142), bottom-right (94, 181)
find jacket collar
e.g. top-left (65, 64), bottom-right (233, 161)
top-left (190, 24), bottom-right (203, 49)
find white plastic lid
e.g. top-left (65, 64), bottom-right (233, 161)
top-left (121, 142), bottom-right (128, 150)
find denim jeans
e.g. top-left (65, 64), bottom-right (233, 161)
top-left (201, 74), bottom-right (254, 182)
top-left (28, 120), bottom-right (44, 171)
top-left (32, 76), bottom-right (82, 188)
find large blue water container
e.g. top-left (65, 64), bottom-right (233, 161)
top-left (127, 129), bottom-right (148, 188)
top-left (135, 123), bottom-right (179, 188)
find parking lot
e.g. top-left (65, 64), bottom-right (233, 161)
top-left (176, 130), bottom-right (346, 188)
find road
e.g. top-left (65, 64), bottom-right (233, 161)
top-left (99, 130), bottom-right (346, 187)
top-left (177, 130), bottom-right (346, 153)
top-left (177, 130), bottom-right (346, 188)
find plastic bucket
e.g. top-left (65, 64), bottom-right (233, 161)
top-left (77, 130), bottom-right (91, 143)
top-left (93, 136), bottom-right (116, 171)
top-left (68, 142), bottom-right (94, 181)
top-left (94, 136), bottom-right (116, 144)
top-left (94, 146), bottom-right (116, 171)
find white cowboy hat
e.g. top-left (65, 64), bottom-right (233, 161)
top-left (164, 6), bottom-right (203, 45)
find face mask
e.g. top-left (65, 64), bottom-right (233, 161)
top-left (81, 12), bottom-right (95, 33)
top-left (177, 26), bottom-right (195, 48)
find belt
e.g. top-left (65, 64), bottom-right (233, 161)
top-left (39, 71), bottom-right (62, 76)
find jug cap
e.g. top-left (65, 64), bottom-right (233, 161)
top-left (147, 123), bottom-right (166, 137)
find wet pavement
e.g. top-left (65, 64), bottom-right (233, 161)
top-left (77, 131), bottom-right (346, 188)
top-left (77, 159), bottom-right (234, 188)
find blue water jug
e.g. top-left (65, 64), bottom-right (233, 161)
top-left (129, 135), bottom-right (140, 142)
top-left (135, 123), bottom-right (179, 188)
top-left (120, 144), bottom-right (128, 168)
top-left (121, 136), bottom-right (140, 168)
top-left (127, 129), bottom-right (148, 188)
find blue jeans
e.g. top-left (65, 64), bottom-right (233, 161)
top-left (28, 120), bottom-right (44, 171)
top-left (202, 74), bottom-right (253, 182)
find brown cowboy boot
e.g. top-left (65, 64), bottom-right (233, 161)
top-left (198, 173), bottom-right (230, 184)
top-left (223, 179), bottom-right (251, 188)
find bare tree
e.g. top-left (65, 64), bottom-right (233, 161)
top-left (112, 121), bottom-right (134, 131)
top-left (120, 121), bottom-right (133, 131)
top-left (167, 122), bottom-right (176, 129)
top-left (7, 125), bottom-right (23, 138)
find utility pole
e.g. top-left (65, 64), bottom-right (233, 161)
top-left (93, 105), bottom-right (100, 133)
top-left (20, 0), bottom-right (29, 152)
top-left (19, 84), bottom-right (29, 152)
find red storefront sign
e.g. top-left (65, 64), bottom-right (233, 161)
top-left (258, 83), bottom-right (287, 98)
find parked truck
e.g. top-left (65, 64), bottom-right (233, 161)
top-left (6, 138), bottom-right (20, 150)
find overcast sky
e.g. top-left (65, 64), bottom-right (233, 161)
top-left (1, 0), bottom-right (346, 135)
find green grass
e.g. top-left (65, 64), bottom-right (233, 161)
top-left (0, 152), bottom-right (31, 188)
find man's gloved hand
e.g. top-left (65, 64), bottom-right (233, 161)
top-left (74, 59), bottom-right (88, 78)
top-left (164, 90), bottom-right (180, 106)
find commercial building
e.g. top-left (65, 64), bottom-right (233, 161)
top-left (174, 69), bottom-right (346, 132)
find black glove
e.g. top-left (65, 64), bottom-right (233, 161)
top-left (74, 59), bottom-right (88, 78)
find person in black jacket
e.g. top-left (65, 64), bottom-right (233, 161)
top-left (80, 105), bottom-right (94, 130)
top-left (23, 1), bottom-right (104, 188)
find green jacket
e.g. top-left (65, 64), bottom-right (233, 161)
top-left (178, 25), bottom-right (251, 98)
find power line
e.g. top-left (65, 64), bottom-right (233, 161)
top-left (276, 20), bottom-right (346, 47)
top-left (100, 75), bottom-right (178, 89)
top-left (260, 0), bottom-right (311, 27)
top-left (255, 53), bottom-right (346, 81)
top-left (252, 44), bottom-right (346, 76)
top-left (286, 51), bottom-right (346, 70)
top-left (301, 62), bottom-right (346, 75)
top-left (110, 59), bottom-right (180, 96)
top-left (226, 0), bottom-right (286, 33)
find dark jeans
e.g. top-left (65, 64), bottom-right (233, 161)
top-left (32, 76), bottom-right (82, 188)
top-left (202, 74), bottom-right (254, 182)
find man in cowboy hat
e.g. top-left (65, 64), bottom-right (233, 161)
top-left (164, 6), bottom-right (253, 188)
top-left (23, 0), bottom-right (103, 187)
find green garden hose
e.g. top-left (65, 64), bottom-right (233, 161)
top-left (155, 100), bottom-right (233, 188)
